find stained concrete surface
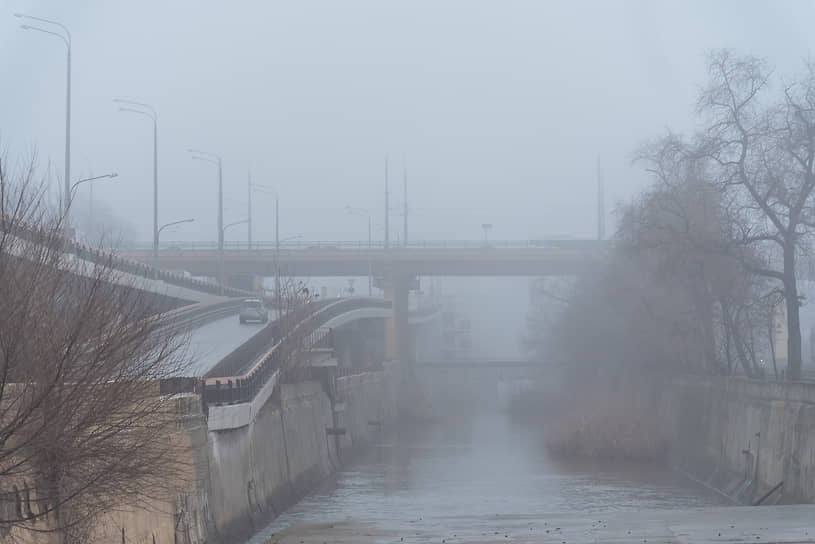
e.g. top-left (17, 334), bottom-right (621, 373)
top-left (263, 504), bottom-right (815, 543)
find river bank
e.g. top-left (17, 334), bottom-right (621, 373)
top-left (249, 411), bottom-right (726, 543)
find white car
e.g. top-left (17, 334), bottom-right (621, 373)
top-left (239, 298), bottom-right (269, 324)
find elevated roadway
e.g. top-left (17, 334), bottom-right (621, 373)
top-left (185, 314), bottom-right (272, 376)
top-left (122, 239), bottom-right (609, 278)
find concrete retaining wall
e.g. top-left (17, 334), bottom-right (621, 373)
top-left (663, 375), bottom-right (815, 504)
top-left (335, 364), bottom-right (397, 456)
top-left (204, 381), bottom-right (337, 542)
top-left (202, 364), bottom-right (400, 543)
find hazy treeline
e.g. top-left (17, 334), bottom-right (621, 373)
top-left (529, 50), bottom-right (815, 384)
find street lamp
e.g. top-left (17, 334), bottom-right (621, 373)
top-left (189, 149), bottom-right (223, 290)
top-left (115, 99), bottom-right (158, 259)
top-left (481, 223), bottom-right (493, 247)
top-left (15, 13), bottom-right (71, 219)
top-left (345, 206), bottom-right (373, 295)
top-left (68, 173), bottom-right (118, 241)
top-left (70, 173), bottom-right (118, 197)
top-left (273, 234), bottom-right (302, 312)
top-left (157, 218), bottom-right (194, 242)
top-left (222, 218), bottom-right (249, 236)
top-left (248, 175), bottom-right (277, 250)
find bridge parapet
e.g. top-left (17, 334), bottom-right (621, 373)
top-left (202, 297), bottom-right (391, 407)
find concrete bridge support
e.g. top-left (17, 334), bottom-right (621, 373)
top-left (383, 273), bottom-right (413, 363)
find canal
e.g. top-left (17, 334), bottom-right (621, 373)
top-left (249, 408), bottom-right (728, 543)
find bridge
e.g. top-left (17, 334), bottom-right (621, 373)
top-left (122, 239), bottom-right (606, 364)
top-left (121, 239), bottom-right (609, 278)
top-left (10, 231), bottom-right (815, 544)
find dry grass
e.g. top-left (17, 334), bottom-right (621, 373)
top-left (543, 391), bottom-right (668, 462)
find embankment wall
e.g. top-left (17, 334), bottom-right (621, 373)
top-left (662, 375), bottom-right (815, 505)
top-left (203, 363), bottom-right (401, 543)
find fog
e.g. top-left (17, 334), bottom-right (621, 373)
top-left (3, 1), bottom-right (813, 246)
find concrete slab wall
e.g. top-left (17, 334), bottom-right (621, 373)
top-left (204, 380), bottom-right (338, 542)
top-left (335, 366), bottom-right (397, 456)
top-left (663, 376), bottom-right (815, 504)
top-left (201, 364), bottom-right (403, 543)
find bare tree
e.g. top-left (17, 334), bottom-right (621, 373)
top-left (694, 50), bottom-right (815, 380)
top-left (275, 277), bottom-right (320, 383)
top-left (0, 152), bottom-right (191, 542)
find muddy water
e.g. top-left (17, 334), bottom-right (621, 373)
top-left (249, 411), bottom-right (728, 543)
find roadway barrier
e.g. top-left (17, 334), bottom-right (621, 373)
top-left (123, 238), bottom-right (613, 251)
top-left (160, 299), bottom-right (245, 332)
top-left (68, 241), bottom-right (255, 298)
top-left (203, 299), bottom-right (334, 379)
top-left (201, 297), bottom-right (391, 406)
top-left (0, 218), bottom-right (253, 298)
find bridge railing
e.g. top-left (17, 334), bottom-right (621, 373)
top-left (67, 239), bottom-right (255, 298)
top-left (1, 217), bottom-right (256, 298)
top-left (201, 297), bottom-right (391, 406)
top-left (122, 239), bottom-right (613, 252)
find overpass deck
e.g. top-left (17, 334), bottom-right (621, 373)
top-left (185, 314), bottom-right (273, 376)
top-left (122, 239), bottom-right (609, 277)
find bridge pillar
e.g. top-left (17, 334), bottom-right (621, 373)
top-left (383, 274), bottom-right (412, 363)
top-left (226, 273), bottom-right (263, 292)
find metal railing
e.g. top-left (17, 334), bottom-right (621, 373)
top-left (160, 299), bottom-right (245, 332)
top-left (122, 239), bottom-right (613, 252)
top-left (201, 297), bottom-right (391, 406)
top-left (1, 217), bottom-right (257, 298)
top-left (66, 238), bottom-right (255, 298)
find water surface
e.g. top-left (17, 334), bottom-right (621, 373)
top-left (249, 411), bottom-right (727, 542)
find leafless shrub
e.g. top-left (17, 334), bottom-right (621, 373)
top-left (0, 151), bottom-right (191, 542)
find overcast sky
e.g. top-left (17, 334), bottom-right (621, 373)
top-left (2, 0), bottom-right (815, 245)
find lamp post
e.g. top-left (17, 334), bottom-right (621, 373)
top-left (157, 218), bottom-right (194, 246)
top-left (248, 175), bottom-right (276, 250)
top-left (69, 173), bottom-right (118, 241)
top-left (114, 99), bottom-right (158, 259)
top-left (189, 149), bottom-right (223, 291)
top-left (15, 13), bottom-right (71, 219)
top-left (222, 218), bottom-right (249, 236)
top-left (274, 234), bottom-right (302, 312)
top-left (345, 206), bottom-right (373, 295)
top-left (70, 172), bottom-right (118, 195)
top-left (481, 223), bottom-right (493, 247)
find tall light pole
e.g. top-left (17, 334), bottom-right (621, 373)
top-left (481, 223), bottom-right (493, 247)
top-left (597, 155), bottom-right (606, 241)
top-left (70, 173), bottom-right (118, 240)
top-left (247, 171), bottom-right (252, 249)
top-left (70, 173), bottom-right (118, 202)
top-left (384, 157), bottom-right (390, 250)
top-left (114, 99), bottom-right (158, 258)
top-left (275, 234), bottom-right (301, 311)
top-left (16, 13), bottom-right (71, 219)
top-left (248, 176), bottom-right (276, 250)
top-left (223, 218), bottom-right (249, 237)
top-left (189, 149), bottom-right (223, 290)
top-left (403, 164), bottom-right (408, 247)
top-left (346, 206), bottom-right (373, 295)
top-left (157, 218), bottom-right (194, 245)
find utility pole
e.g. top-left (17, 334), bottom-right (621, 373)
top-left (115, 99), bottom-right (158, 258)
top-left (247, 170), bottom-right (252, 250)
top-left (403, 165), bottom-right (408, 247)
top-left (384, 157), bottom-right (390, 250)
top-left (16, 14), bottom-right (71, 223)
top-left (597, 156), bottom-right (606, 241)
top-left (275, 194), bottom-right (281, 312)
top-left (367, 215), bottom-right (372, 295)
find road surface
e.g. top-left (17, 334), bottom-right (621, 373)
top-left (185, 313), bottom-right (270, 376)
